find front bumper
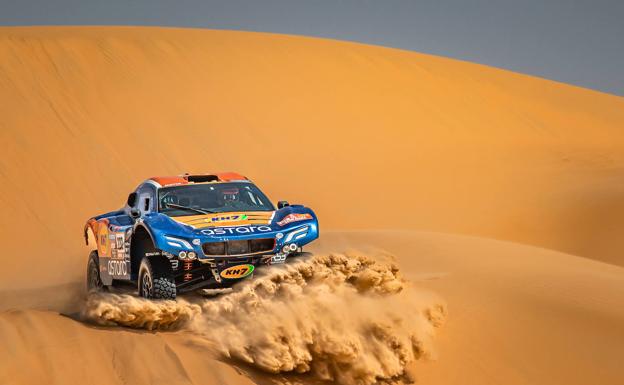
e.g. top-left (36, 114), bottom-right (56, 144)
top-left (160, 222), bottom-right (318, 292)
top-left (174, 254), bottom-right (273, 292)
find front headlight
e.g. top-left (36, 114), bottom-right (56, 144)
top-left (164, 235), bottom-right (193, 249)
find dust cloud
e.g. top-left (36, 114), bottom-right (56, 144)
top-left (82, 253), bottom-right (446, 384)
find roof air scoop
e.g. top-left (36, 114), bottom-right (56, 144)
top-left (186, 174), bottom-right (219, 183)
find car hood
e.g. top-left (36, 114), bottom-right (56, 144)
top-left (143, 207), bottom-right (318, 255)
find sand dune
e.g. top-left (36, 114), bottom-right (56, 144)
top-left (1, 26), bottom-right (624, 385)
top-left (317, 232), bottom-right (624, 385)
top-left (1, 27), bottom-right (624, 291)
top-left (0, 309), bottom-right (243, 385)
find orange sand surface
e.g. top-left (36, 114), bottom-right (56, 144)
top-left (1, 27), bottom-right (623, 385)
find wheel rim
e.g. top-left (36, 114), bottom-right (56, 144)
top-left (141, 272), bottom-right (152, 298)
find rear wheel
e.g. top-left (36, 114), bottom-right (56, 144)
top-left (86, 251), bottom-right (104, 293)
top-left (138, 256), bottom-right (176, 300)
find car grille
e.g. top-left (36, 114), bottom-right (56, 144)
top-left (202, 238), bottom-right (275, 256)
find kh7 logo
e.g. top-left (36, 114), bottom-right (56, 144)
top-left (220, 264), bottom-right (255, 279)
top-left (209, 214), bottom-right (248, 222)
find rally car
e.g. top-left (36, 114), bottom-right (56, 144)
top-left (84, 172), bottom-right (319, 299)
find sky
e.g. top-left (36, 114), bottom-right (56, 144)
top-left (0, 0), bottom-right (622, 96)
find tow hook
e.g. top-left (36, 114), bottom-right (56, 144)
top-left (211, 268), bottom-right (222, 283)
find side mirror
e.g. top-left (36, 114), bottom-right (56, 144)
top-left (278, 200), bottom-right (290, 209)
top-left (127, 192), bottom-right (137, 207)
top-left (130, 207), bottom-right (141, 219)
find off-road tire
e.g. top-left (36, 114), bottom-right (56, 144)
top-left (138, 255), bottom-right (176, 300)
top-left (86, 251), bottom-right (105, 293)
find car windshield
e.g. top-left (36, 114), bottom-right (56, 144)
top-left (158, 182), bottom-right (275, 217)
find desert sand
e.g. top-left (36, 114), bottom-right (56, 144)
top-left (0, 26), bottom-right (623, 385)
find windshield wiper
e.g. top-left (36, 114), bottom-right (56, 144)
top-left (165, 203), bottom-right (216, 214)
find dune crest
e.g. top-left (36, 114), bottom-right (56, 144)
top-left (82, 253), bottom-right (446, 384)
top-left (1, 26), bottom-right (624, 293)
top-left (1, 26), bottom-right (623, 385)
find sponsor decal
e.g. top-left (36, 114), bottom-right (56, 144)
top-left (115, 234), bottom-right (125, 249)
top-left (201, 225), bottom-right (272, 236)
top-left (284, 226), bottom-right (309, 243)
top-left (271, 254), bottom-right (287, 264)
top-left (209, 214), bottom-right (248, 222)
top-left (173, 212), bottom-right (273, 229)
top-left (220, 264), bottom-right (255, 279)
top-left (109, 232), bottom-right (129, 259)
top-left (98, 225), bottom-right (109, 256)
top-left (108, 260), bottom-right (128, 276)
top-left (277, 213), bottom-right (312, 227)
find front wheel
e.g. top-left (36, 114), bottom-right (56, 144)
top-left (138, 256), bottom-right (176, 300)
top-left (86, 251), bottom-right (105, 293)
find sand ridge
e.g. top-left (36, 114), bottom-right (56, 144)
top-left (1, 27), bottom-right (624, 293)
top-left (0, 26), bottom-right (623, 385)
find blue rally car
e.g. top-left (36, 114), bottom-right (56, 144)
top-left (84, 172), bottom-right (319, 299)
